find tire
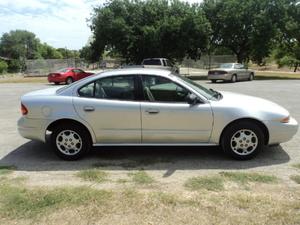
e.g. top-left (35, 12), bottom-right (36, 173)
top-left (248, 73), bottom-right (254, 81)
top-left (66, 77), bottom-right (73, 85)
top-left (50, 123), bottom-right (91, 160)
top-left (231, 74), bottom-right (237, 83)
top-left (54, 82), bottom-right (60, 85)
top-left (221, 121), bottom-right (264, 160)
top-left (211, 80), bottom-right (217, 83)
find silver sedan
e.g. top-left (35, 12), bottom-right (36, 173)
top-left (208, 63), bottom-right (255, 83)
top-left (18, 68), bottom-right (298, 160)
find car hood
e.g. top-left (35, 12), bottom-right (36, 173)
top-left (23, 87), bottom-right (61, 97)
top-left (213, 91), bottom-right (289, 120)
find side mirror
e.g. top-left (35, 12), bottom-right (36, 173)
top-left (186, 93), bottom-right (200, 105)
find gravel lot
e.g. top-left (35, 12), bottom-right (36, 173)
top-left (0, 80), bottom-right (299, 188)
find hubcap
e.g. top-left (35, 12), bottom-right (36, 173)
top-left (232, 76), bottom-right (236, 82)
top-left (56, 130), bottom-right (82, 155)
top-left (230, 129), bottom-right (258, 156)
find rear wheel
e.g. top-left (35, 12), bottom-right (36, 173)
top-left (231, 74), bottom-right (237, 83)
top-left (66, 77), bottom-right (73, 85)
top-left (221, 121), bottom-right (264, 160)
top-left (54, 82), bottom-right (60, 85)
top-left (51, 123), bottom-right (91, 160)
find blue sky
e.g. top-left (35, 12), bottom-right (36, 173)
top-left (0, 0), bottom-right (202, 50)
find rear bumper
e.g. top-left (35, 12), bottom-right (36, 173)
top-left (18, 117), bottom-right (48, 142)
top-left (48, 76), bottom-right (66, 83)
top-left (208, 74), bottom-right (232, 81)
top-left (264, 117), bottom-right (298, 144)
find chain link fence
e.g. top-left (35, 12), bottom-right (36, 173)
top-left (181, 55), bottom-right (236, 69)
top-left (25, 58), bottom-right (125, 76)
top-left (24, 56), bottom-right (235, 76)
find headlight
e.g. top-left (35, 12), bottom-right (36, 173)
top-left (280, 116), bottom-right (290, 123)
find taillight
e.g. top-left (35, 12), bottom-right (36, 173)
top-left (21, 103), bottom-right (28, 115)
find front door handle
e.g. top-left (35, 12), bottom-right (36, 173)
top-left (145, 108), bottom-right (160, 114)
top-left (83, 106), bottom-right (95, 112)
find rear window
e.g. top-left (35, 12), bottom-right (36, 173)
top-left (142, 59), bottom-right (161, 65)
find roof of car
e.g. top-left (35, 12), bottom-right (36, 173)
top-left (98, 68), bottom-right (172, 77)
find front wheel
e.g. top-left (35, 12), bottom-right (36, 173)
top-left (211, 80), bottom-right (217, 83)
top-left (221, 121), bottom-right (264, 160)
top-left (50, 123), bottom-right (91, 160)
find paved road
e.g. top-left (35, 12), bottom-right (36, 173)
top-left (0, 80), bottom-right (299, 186)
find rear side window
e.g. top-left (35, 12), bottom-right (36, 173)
top-left (78, 75), bottom-right (137, 101)
top-left (142, 59), bottom-right (161, 65)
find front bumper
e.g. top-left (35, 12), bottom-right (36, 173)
top-left (18, 117), bottom-right (48, 142)
top-left (264, 117), bottom-right (298, 144)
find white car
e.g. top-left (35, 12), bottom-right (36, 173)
top-left (208, 63), bottom-right (255, 83)
top-left (18, 68), bottom-right (298, 160)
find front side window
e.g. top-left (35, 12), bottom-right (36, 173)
top-left (78, 75), bottom-right (136, 101)
top-left (142, 75), bottom-right (190, 102)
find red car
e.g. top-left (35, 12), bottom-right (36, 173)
top-left (48, 68), bottom-right (94, 85)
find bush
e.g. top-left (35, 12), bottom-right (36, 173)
top-left (0, 60), bottom-right (8, 74)
top-left (8, 59), bottom-right (23, 73)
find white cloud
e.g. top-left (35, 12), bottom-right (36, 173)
top-left (0, 0), bottom-right (202, 50)
top-left (0, 0), bottom-right (101, 49)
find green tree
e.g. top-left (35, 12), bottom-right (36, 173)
top-left (274, 0), bottom-right (300, 72)
top-left (89, 0), bottom-right (210, 64)
top-left (38, 43), bottom-right (63, 59)
top-left (0, 30), bottom-right (40, 60)
top-left (0, 60), bottom-right (8, 74)
top-left (202, 0), bottom-right (285, 64)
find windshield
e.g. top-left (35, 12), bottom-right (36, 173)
top-left (174, 74), bottom-right (219, 100)
top-left (219, 63), bottom-right (233, 69)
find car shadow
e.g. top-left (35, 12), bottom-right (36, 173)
top-left (0, 141), bottom-right (290, 177)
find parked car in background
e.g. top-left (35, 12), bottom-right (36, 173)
top-left (208, 63), bottom-right (255, 83)
top-left (142, 58), bottom-right (179, 73)
top-left (19, 68), bottom-right (298, 161)
top-left (48, 68), bottom-right (94, 85)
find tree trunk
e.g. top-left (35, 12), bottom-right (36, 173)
top-left (236, 52), bottom-right (244, 63)
top-left (294, 63), bottom-right (298, 72)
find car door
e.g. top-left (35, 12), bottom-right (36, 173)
top-left (140, 75), bottom-right (213, 143)
top-left (73, 75), bottom-right (142, 143)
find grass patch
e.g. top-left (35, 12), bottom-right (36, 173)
top-left (0, 184), bottom-right (112, 218)
top-left (0, 76), bottom-right (47, 83)
top-left (184, 176), bottom-right (224, 191)
top-left (255, 71), bottom-right (300, 79)
top-left (128, 171), bottom-right (154, 185)
top-left (151, 192), bottom-right (178, 206)
top-left (220, 172), bottom-right (278, 184)
top-left (290, 175), bottom-right (300, 184)
top-left (292, 164), bottom-right (300, 170)
top-left (76, 169), bottom-right (108, 183)
top-left (0, 165), bottom-right (16, 175)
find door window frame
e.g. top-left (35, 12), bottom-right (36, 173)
top-left (77, 74), bottom-right (142, 102)
top-left (138, 74), bottom-right (204, 104)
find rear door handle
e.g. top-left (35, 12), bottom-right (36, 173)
top-left (83, 106), bottom-right (95, 112)
top-left (145, 108), bottom-right (159, 114)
